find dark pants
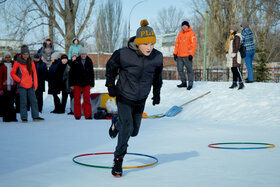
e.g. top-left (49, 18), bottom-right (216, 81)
top-left (114, 100), bottom-right (145, 159)
top-left (19, 87), bottom-right (39, 120)
top-left (52, 94), bottom-right (61, 112)
top-left (61, 90), bottom-right (70, 112)
top-left (2, 88), bottom-right (17, 121)
top-left (177, 57), bottom-right (194, 86)
top-left (36, 91), bottom-right (43, 113)
top-left (231, 67), bottom-right (243, 83)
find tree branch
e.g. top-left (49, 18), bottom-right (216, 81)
top-left (77, 0), bottom-right (95, 37)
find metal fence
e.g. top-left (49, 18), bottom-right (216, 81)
top-left (94, 67), bottom-right (280, 82)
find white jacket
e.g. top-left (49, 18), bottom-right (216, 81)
top-left (226, 33), bottom-right (242, 68)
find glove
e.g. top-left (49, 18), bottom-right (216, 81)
top-left (108, 85), bottom-right (118, 97)
top-left (173, 54), bottom-right (178, 61)
top-left (152, 94), bottom-right (160, 106)
top-left (0, 90), bottom-right (4, 95)
top-left (188, 55), bottom-right (193, 61)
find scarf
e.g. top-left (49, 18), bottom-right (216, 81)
top-left (4, 63), bottom-right (14, 91)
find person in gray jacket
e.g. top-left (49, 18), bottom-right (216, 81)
top-left (105, 19), bottom-right (163, 177)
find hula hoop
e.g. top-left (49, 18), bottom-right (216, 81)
top-left (208, 142), bottom-right (275, 149)
top-left (72, 152), bottom-right (158, 169)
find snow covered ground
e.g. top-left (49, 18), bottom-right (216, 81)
top-left (0, 80), bottom-right (280, 187)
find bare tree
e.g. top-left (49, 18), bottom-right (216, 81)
top-left (32, 0), bottom-right (96, 53)
top-left (95, 0), bottom-right (123, 53)
top-left (193, 0), bottom-right (268, 67)
top-left (153, 6), bottom-right (184, 34)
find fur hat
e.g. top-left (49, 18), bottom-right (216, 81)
top-left (51, 52), bottom-right (60, 60)
top-left (181, 21), bottom-right (190, 27)
top-left (79, 47), bottom-right (88, 55)
top-left (134, 19), bottom-right (156, 45)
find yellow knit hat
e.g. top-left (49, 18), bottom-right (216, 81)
top-left (134, 19), bottom-right (156, 45)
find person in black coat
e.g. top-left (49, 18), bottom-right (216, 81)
top-left (56, 54), bottom-right (72, 113)
top-left (48, 52), bottom-right (63, 113)
top-left (105, 19), bottom-right (163, 177)
top-left (34, 53), bottom-right (48, 113)
top-left (69, 48), bottom-right (95, 120)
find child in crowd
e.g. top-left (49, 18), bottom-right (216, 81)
top-left (68, 37), bottom-right (82, 60)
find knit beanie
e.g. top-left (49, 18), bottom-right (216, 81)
top-left (79, 47), bottom-right (88, 55)
top-left (181, 21), bottom-right (189, 27)
top-left (34, 53), bottom-right (40, 58)
top-left (4, 52), bottom-right (12, 58)
top-left (21, 45), bottom-right (30, 54)
top-left (46, 38), bottom-right (51, 42)
top-left (51, 52), bottom-right (60, 60)
top-left (61, 54), bottom-right (68, 60)
top-left (134, 19), bottom-right (156, 45)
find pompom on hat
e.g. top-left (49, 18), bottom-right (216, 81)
top-left (134, 19), bottom-right (156, 45)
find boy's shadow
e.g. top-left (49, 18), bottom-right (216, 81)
top-left (123, 151), bottom-right (199, 176)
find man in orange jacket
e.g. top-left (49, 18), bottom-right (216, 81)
top-left (173, 21), bottom-right (197, 90)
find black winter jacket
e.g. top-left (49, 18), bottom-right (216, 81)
top-left (105, 36), bottom-right (163, 102)
top-left (48, 59), bottom-right (60, 94)
top-left (69, 56), bottom-right (95, 87)
top-left (34, 59), bottom-right (48, 92)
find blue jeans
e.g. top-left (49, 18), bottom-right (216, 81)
top-left (245, 50), bottom-right (255, 81)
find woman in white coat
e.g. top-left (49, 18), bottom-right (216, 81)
top-left (225, 25), bottom-right (244, 90)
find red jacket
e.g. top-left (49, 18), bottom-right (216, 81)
top-left (10, 58), bottom-right (38, 89)
top-left (0, 62), bottom-right (17, 90)
top-left (174, 26), bottom-right (197, 57)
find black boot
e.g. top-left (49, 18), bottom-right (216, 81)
top-left (229, 82), bottom-right (238, 89)
top-left (112, 158), bottom-right (123, 177)
top-left (177, 82), bottom-right (187, 88)
top-left (238, 82), bottom-right (244, 90)
top-left (187, 85), bottom-right (192, 90)
top-left (109, 114), bottom-right (119, 139)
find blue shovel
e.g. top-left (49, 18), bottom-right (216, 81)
top-left (165, 91), bottom-right (211, 117)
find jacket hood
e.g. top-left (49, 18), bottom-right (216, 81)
top-left (181, 25), bottom-right (194, 33)
top-left (127, 36), bottom-right (143, 55)
top-left (72, 37), bottom-right (79, 44)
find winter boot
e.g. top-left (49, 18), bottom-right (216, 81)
top-left (177, 82), bottom-right (187, 88)
top-left (229, 82), bottom-right (238, 89)
top-left (112, 158), bottom-right (123, 177)
top-left (109, 114), bottom-right (119, 139)
top-left (33, 117), bottom-right (45, 121)
top-left (187, 85), bottom-right (192, 90)
top-left (238, 82), bottom-right (244, 90)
